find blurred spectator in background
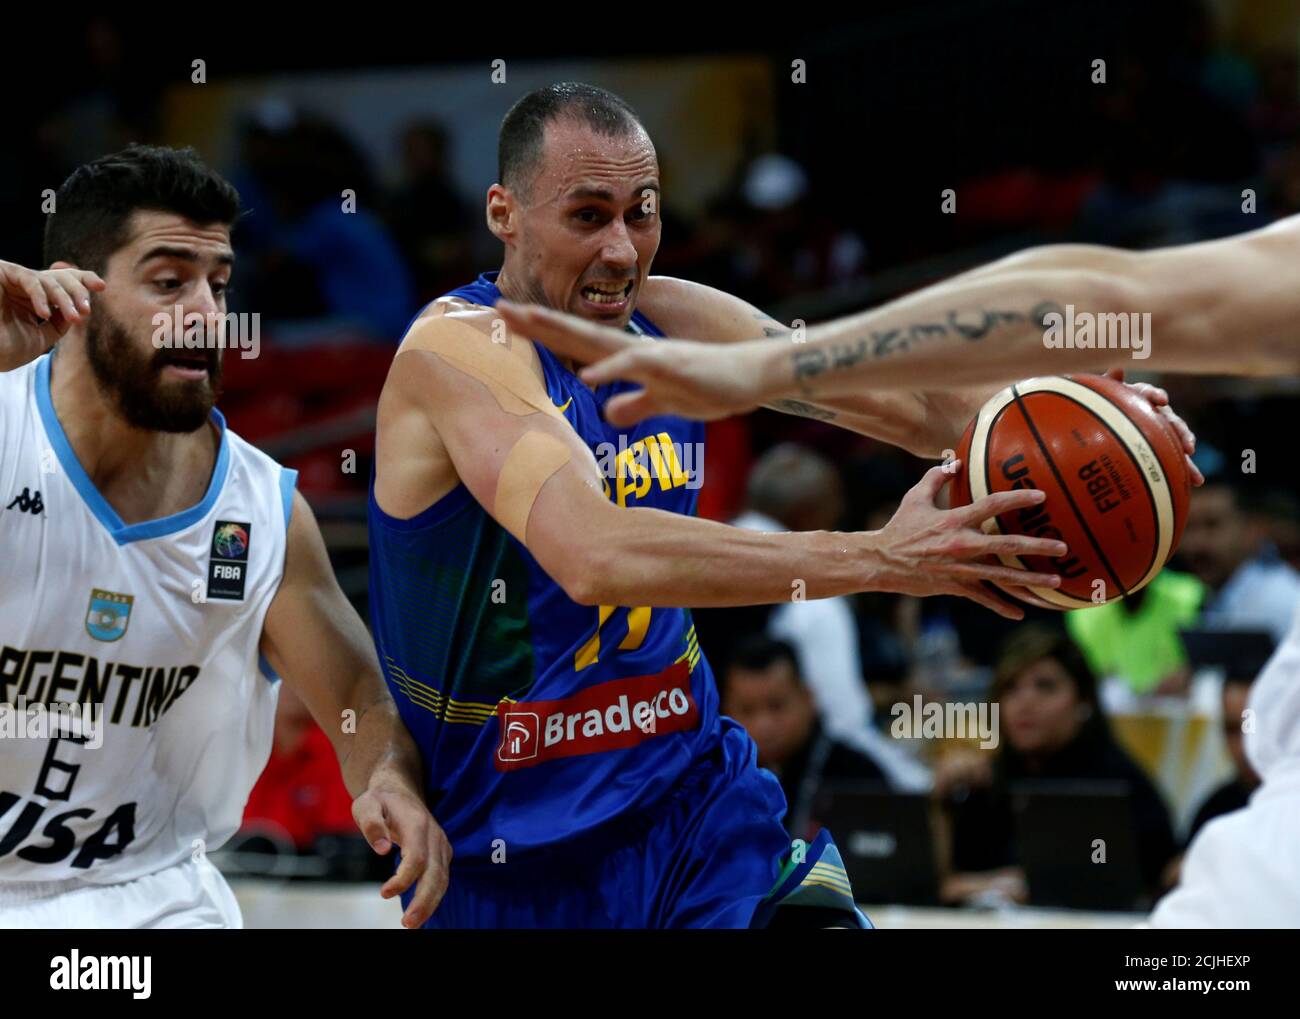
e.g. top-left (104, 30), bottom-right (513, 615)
top-left (43, 18), bottom-right (161, 170)
top-left (1159, 670), bottom-right (1263, 892)
top-left (238, 111), bottom-right (414, 341)
top-left (1256, 489), bottom-right (1300, 571)
top-left (732, 445), bottom-right (861, 726)
top-left (720, 636), bottom-right (889, 840)
top-left (936, 627), bottom-right (1177, 906)
top-left (386, 121), bottom-right (474, 304)
top-left (732, 443), bottom-right (929, 789)
top-left (1180, 478), bottom-right (1300, 642)
top-left (241, 683), bottom-right (358, 853)
top-left (705, 151), bottom-right (868, 307)
top-left (1186, 672), bottom-right (1262, 842)
top-left (1065, 569), bottom-right (1207, 697)
top-left (738, 153), bottom-right (867, 299)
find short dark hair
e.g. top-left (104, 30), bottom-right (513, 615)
top-left (726, 634), bottom-right (803, 681)
top-left (43, 144), bottom-right (241, 274)
top-left (497, 82), bottom-right (645, 199)
top-left (991, 625), bottom-right (1099, 710)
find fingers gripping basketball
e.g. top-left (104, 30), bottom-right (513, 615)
top-left (951, 374), bottom-right (1192, 609)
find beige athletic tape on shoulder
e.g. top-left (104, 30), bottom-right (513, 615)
top-left (407, 317), bottom-right (565, 420)
top-left (494, 431), bottom-right (572, 542)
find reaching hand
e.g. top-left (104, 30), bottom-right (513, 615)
top-left (1104, 368), bottom-right (1203, 487)
top-left (496, 299), bottom-right (765, 426)
top-left (352, 782), bottom-right (452, 929)
top-left (873, 464), bottom-right (1068, 620)
top-left (0, 261), bottom-right (104, 371)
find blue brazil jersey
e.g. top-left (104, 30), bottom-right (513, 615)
top-left (368, 272), bottom-right (718, 864)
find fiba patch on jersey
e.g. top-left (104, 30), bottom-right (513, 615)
top-left (85, 588), bottom-right (134, 642)
top-left (494, 662), bottom-right (698, 771)
top-left (207, 520), bottom-right (251, 600)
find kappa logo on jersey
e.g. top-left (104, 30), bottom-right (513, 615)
top-left (85, 589), bottom-right (134, 643)
top-left (207, 520), bottom-right (251, 600)
top-left (5, 487), bottom-right (43, 515)
top-left (494, 662), bottom-right (698, 771)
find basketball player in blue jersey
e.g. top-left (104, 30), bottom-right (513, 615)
top-left (495, 164), bottom-right (1300, 929)
top-left (369, 83), bottom-right (1088, 929)
top-left (0, 145), bottom-right (447, 928)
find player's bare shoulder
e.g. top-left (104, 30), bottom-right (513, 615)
top-left (399, 297), bottom-right (491, 350)
top-left (638, 276), bottom-right (716, 335)
top-left (640, 276), bottom-right (784, 342)
top-left (395, 297), bottom-right (545, 383)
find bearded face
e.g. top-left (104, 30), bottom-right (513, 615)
top-left (84, 302), bottom-right (224, 434)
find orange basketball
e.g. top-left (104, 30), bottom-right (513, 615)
top-left (951, 375), bottom-right (1192, 609)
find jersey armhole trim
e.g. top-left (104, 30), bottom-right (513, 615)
top-left (257, 653), bottom-right (281, 684)
top-left (261, 467), bottom-right (298, 685)
top-left (279, 467), bottom-right (299, 531)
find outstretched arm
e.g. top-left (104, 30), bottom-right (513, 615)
top-left (261, 489), bottom-right (451, 928)
top-left (638, 276), bottom-right (950, 456)
top-left (496, 216), bottom-right (1300, 426)
top-left (759, 221), bottom-right (1300, 397)
top-left (387, 315), bottom-right (1069, 619)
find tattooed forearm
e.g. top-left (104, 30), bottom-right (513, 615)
top-left (768, 398), bottom-right (838, 421)
top-left (789, 302), bottom-right (1062, 393)
top-left (791, 337), bottom-right (871, 392)
top-left (792, 347), bottom-right (830, 392)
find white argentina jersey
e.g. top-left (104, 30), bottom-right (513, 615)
top-left (0, 352), bottom-right (295, 886)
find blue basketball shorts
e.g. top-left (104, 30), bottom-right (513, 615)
top-left (408, 717), bottom-right (873, 929)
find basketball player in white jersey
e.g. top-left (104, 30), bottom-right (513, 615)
top-left (0, 145), bottom-right (449, 929)
top-left (496, 218), bottom-right (1300, 925)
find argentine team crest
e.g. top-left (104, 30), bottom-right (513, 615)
top-left (86, 588), bottom-right (134, 642)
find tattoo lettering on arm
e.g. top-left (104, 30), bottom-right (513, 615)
top-left (790, 301), bottom-right (1063, 394)
top-left (769, 398), bottom-right (838, 421)
top-left (792, 338), bottom-right (870, 393)
top-left (948, 308), bottom-right (1027, 339)
top-left (792, 347), bottom-right (830, 393)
